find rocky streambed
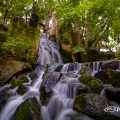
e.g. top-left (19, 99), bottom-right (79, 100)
top-left (0, 60), bottom-right (120, 120)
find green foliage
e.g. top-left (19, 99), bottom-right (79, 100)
top-left (55, 0), bottom-right (120, 53)
top-left (0, 31), bottom-right (8, 42)
top-left (72, 45), bottom-right (86, 53)
top-left (3, 34), bottom-right (35, 61)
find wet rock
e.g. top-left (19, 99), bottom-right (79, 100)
top-left (17, 85), bottom-right (29, 95)
top-left (0, 85), bottom-right (10, 112)
top-left (48, 63), bottom-right (63, 72)
top-left (0, 65), bottom-right (32, 86)
top-left (54, 65), bottom-right (63, 72)
top-left (105, 86), bottom-right (120, 103)
top-left (13, 98), bottom-right (42, 120)
top-left (28, 71), bottom-right (38, 81)
top-left (40, 72), bottom-right (61, 105)
top-left (69, 83), bottom-right (90, 96)
top-left (79, 74), bottom-right (95, 84)
top-left (65, 72), bottom-right (79, 78)
top-left (95, 70), bottom-right (120, 87)
top-left (73, 93), bottom-right (110, 116)
top-left (11, 75), bottom-right (28, 88)
top-left (79, 74), bottom-right (103, 93)
top-left (101, 60), bottom-right (120, 70)
top-left (73, 93), bottom-right (120, 120)
top-left (87, 80), bottom-right (103, 93)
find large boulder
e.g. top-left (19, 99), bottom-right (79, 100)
top-left (105, 86), bottom-right (120, 103)
top-left (79, 74), bottom-right (103, 93)
top-left (13, 98), bottom-right (42, 120)
top-left (73, 93), bottom-right (120, 120)
top-left (95, 70), bottom-right (120, 87)
top-left (40, 72), bottom-right (61, 105)
top-left (101, 60), bottom-right (120, 70)
top-left (28, 71), bottom-right (38, 81)
top-left (79, 74), bottom-right (94, 84)
top-left (17, 85), bottom-right (29, 95)
top-left (0, 64), bottom-right (32, 86)
top-left (87, 80), bottom-right (103, 93)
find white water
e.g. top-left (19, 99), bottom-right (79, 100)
top-left (41, 73), bottom-right (80, 120)
top-left (37, 33), bottom-right (62, 65)
top-left (0, 33), bottom-right (106, 120)
top-left (0, 68), bottom-right (45, 120)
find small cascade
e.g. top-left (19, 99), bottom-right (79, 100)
top-left (0, 33), bottom-right (63, 120)
top-left (37, 33), bottom-right (62, 65)
top-left (61, 63), bottom-right (84, 73)
top-left (0, 66), bottom-right (45, 120)
top-left (89, 62), bottom-right (102, 75)
top-left (41, 73), bottom-right (80, 120)
top-left (1, 32), bottom-right (116, 120)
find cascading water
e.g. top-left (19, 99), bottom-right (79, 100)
top-left (37, 33), bottom-right (62, 65)
top-left (41, 73), bottom-right (80, 120)
top-left (0, 33), bottom-right (99, 120)
top-left (0, 33), bottom-right (63, 120)
top-left (0, 65), bottom-right (45, 120)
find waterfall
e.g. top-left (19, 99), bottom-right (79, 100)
top-left (0, 33), bottom-right (63, 120)
top-left (41, 74), bottom-right (79, 120)
top-left (89, 62), bottom-right (102, 75)
top-left (0, 33), bottom-right (96, 120)
top-left (61, 63), bottom-right (84, 73)
top-left (37, 33), bottom-right (62, 65)
top-left (0, 66), bottom-right (45, 120)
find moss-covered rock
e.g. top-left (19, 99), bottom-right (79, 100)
top-left (13, 100), bottom-right (31, 120)
top-left (73, 93), bottom-right (120, 120)
top-left (79, 74), bottom-right (94, 84)
top-left (11, 75), bottom-right (28, 88)
top-left (79, 66), bottom-right (91, 75)
top-left (88, 79), bottom-right (103, 93)
top-left (95, 70), bottom-right (120, 87)
top-left (13, 98), bottom-right (42, 120)
top-left (73, 93), bottom-right (110, 115)
top-left (17, 85), bottom-right (29, 95)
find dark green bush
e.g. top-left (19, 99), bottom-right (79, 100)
top-left (0, 31), bottom-right (8, 42)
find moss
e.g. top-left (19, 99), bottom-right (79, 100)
top-left (79, 74), bottom-right (94, 84)
top-left (13, 100), bottom-right (31, 120)
top-left (73, 93), bottom-right (85, 112)
top-left (87, 79), bottom-right (103, 93)
top-left (11, 77), bottom-right (26, 88)
top-left (95, 70), bottom-right (120, 87)
top-left (80, 66), bottom-right (90, 75)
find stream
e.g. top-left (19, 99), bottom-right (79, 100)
top-left (0, 33), bottom-right (120, 120)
